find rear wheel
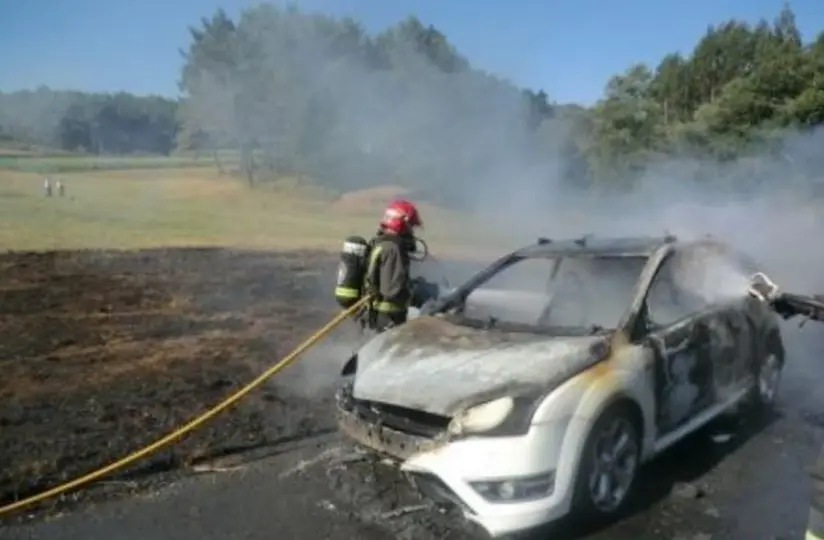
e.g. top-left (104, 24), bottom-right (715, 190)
top-left (750, 352), bottom-right (782, 411)
top-left (571, 403), bottom-right (641, 520)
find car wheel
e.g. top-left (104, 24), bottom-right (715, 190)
top-left (572, 403), bottom-right (641, 521)
top-left (751, 352), bottom-right (782, 410)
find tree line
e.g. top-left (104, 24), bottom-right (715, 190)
top-left (590, 5), bottom-right (824, 184)
top-left (1, 3), bottom-right (822, 202)
top-left (0, 88), bottom-right (178, 155)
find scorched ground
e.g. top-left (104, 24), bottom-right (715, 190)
top-left (0, 247), bottom-right (823, 540)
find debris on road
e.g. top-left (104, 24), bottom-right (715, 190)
top-left (672, 482), bottom-right (706, 500)
top-left (319, 499), bottom-right (338, 512)
top-left (710, 433), bottom-right (734, 444)
top-left (379, 504), bottom-right (430, 519)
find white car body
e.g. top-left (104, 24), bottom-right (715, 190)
top-left (335, 236), bottom-right (785, 537)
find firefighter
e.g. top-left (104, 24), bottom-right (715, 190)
top-left (363, 199), bottom-right (425, 332)
top-left (792, 294), bottom-right (824, 540)
top-left (775, 296), bottom-right (824, 540)
top-left (809, 457), bottom-right (824, 540)
top-left (743, 275), bottom-right (824, 540)
top-left (752, 285), bottom-right (824, 540)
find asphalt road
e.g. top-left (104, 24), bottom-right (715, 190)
top-left (3, 326), bottom-right (824, 540)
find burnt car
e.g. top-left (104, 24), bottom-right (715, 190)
top-left (335, 235), bottom-right (785, 538)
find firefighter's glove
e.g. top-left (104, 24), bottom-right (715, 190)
top-left (410, 277), bottom-right (440, 309)
top-left (771, 298), bottom-right (799, 320)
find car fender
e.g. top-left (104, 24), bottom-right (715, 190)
top-left (531, 343), bottom-right (655, 494)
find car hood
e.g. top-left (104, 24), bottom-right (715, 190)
top-left (351, 315), bottom-right (607, 417)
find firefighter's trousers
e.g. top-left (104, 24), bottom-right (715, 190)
top-left (808, 443), bottom-right (824, 540)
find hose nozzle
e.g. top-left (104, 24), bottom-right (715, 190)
top-left (748, 272), bottom-right (779, 302)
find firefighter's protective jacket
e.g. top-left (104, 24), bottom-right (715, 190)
top-left (364, 234), bottom-right (412, 314)
top-left (748, 275), bottom-right (824, 540)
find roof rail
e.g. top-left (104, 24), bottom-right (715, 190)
top-left (573, 234), bottom-right (592, 247)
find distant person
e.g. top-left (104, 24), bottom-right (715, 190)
top-left (43, 177), bottom-right (52, 197)
top-left (56, 179), bottom-right (65, 197)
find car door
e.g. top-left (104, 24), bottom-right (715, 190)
top-left (645, 314), bottom-right (716, 437)
top-left (642, 254), bottom-right (718, 438)
top-left (706, 299), bottom-right (757, 395)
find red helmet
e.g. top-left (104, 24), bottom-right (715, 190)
top-left (379, 199), bottom-right (423, 234)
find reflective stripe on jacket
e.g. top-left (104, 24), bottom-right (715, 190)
top-left (334, 286), bottom-right (360, 299)
top-left (808, 443), bottom-right (824, 540)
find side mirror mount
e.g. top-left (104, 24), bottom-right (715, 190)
top-left (628, 302), bottom-right (653, 342)
top-left (341, 354), bottom-right (358, 377)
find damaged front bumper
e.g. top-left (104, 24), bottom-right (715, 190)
top-left (334, 382), bottom-right (450, 461)
top-left (334, 383), bottom-right (574, 538)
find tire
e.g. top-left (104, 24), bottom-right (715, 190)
top-left (571, 402), bottom-right (641, 521)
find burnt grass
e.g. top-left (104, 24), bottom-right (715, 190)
top-left (0, 247), bottom-right (346, 525)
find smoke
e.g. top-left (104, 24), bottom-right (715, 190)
top-left (186, 8), bottom-right (558, 206)
top-left (275, 339), bottom-right (361, 398)
top-left (183, 7), bottom-right (824, 410)
top-left (203, 7), bottom-right (824, 285)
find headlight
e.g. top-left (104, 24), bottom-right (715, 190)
top-left (448, 391), bottom-right (548, 438)
top-left (469, 471), bottom-right (555, 503)
top-left (448, 397), bottom-right (515, 435)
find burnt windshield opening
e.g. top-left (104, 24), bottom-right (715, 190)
top-left (438, 253), bottom-right (648, 334)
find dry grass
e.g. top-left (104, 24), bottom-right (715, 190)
top-left (332, 185), bottom-right (412, 211)
top-left (0, 166), bottom-right (507, 257)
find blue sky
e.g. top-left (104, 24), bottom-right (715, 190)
top-left (1, 0), bottom-right (822, 105)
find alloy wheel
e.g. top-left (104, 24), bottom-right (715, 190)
top-left (587, 415), bottom-right (639, 513)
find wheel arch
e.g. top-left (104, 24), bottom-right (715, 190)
top-left (764, 325), bottom-right (786, 367)
top-left (566, 392), bottom-right (646, 518)
top-left (560, 390), bottom-right (646, 490)
top-left (590, 393), bottom-right (645, 445)
top-left (574, 378), bottom-right (648, 456)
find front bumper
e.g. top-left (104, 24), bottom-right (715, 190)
top-left (336, 396), bottom-right (446, 461)
top-left (335, 385), bottom-right (579, 537)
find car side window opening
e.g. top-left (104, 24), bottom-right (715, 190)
top-left (645, 250), bottom-right (715, 328)
top-left (462, 257), bottom-right (557, 325)
top-left (542, 256), bottom-right (647, 329)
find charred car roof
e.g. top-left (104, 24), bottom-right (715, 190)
top-left (514, 235), bottom-right (677, 259)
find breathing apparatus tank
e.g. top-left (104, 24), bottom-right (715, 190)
top-left (334, 235), bottom-right (370, 309)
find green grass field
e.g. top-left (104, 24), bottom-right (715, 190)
top-left (0, 157), bottom-right (506, 257)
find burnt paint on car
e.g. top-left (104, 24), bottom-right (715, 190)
top-left (647, 295), bottom-right (780, 438)
top-left (343, 235), bottom-right (787, 450)
top-left (373, 315), bottom-right (545, 358)
top-left (352, 315), bottom-right (610, 416)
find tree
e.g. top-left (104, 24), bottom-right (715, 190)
top-left (2, 3), bottom-right (823, 201)
top-left (588, 64), bottom-right (665, 183)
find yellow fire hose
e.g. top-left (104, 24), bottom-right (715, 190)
top-left (0, 295), bottom-right (371, 517)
